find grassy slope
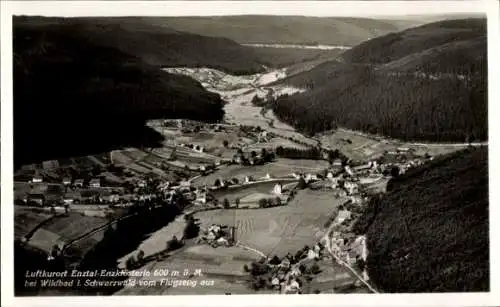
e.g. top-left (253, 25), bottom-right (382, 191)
top-left (361, 147), bottom-right (489, 292)
top-left (142, 16), bottom-right (424, 46)
top-left (272, 18), bottom-right (487, 142)
top-left (13, 17), bottom-right (227, 166)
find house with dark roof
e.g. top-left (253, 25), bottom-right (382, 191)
top-left (74, 179), bottom-right (84, 188)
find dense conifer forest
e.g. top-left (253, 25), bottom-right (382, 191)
top-left (13, 17), bottom-right (235, 166)
top-left (273, 18), bottom-right (487, 142)
top-left (353, 147), bottom-right (489, 292)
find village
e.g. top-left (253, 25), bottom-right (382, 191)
top-left (14, 115), bottom-right (435, 295)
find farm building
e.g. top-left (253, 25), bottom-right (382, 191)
top-left (180, 180), bottom-right (191, 188)
top-left (74, 179), bottom-right (84, 188)
top-left (332, 159), bottom-right (343, 166)
top-left (32, 176), bottom-right (43, 183)
top-left (337, 210), bottom-right (352, 224)
top-left (89, 179), bottom-right (101, 188)
top-left (194, 146), bottom-right (205, 153)
top-left (244, 176), bottom-right (255, 184)
top-left (137, 180), bottom-right (147, 188)
top-left (63, 191), bottom-right (82, 204)
top-left (62, 177), bottom-right (72, 185)
top-left (344, 181), bottom-right (359, 195)
top-left (273, 183), bottom-right (283, 196)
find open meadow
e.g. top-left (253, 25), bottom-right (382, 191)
top-left (319, 128), bottom-right (473, 161)
top-left (26, 212), bottom-right (108, 254)
top-left (117, 244), bottom-right (263, 295)
top-left (210, 180), bottom-right (296, 206)
top-left (194, 189), bottom-right (344, 257)
top-left (306, 259), bottom-right (360, 293)
top-left (192, 158), bottom-right (329, 187)
top-left (14, 207), bottom-right (54, 240)
top-left (244, 136), bottom-right (309, 151)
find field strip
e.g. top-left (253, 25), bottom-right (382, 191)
top-left (236, 241), bottom-right (266, 258)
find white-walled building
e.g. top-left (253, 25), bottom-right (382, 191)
top-left (344, 181), bottom-right (359, 195)
top-left (273, 183), bottom-right (283, 196)
top-left (244, 176), bottom-right (254, 184)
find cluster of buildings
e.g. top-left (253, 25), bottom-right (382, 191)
top-left (232, 151), bottom-right (269, 166)
top-left (266, 244), bottom-right (324, 294)
top-left (198, 224), bottom-right (236, 247)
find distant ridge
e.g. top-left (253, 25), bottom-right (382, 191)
top-left (136, 15), bottom-right (425, 46)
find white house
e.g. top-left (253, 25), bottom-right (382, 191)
top-left (284, 280), bottom-right (301, 294)
top-left (196, 191), bottom-right (207, 204)
top-left (74, 179), bottom-right (84, 188)
top-left (63, 198), bottom-right (74, 205)
top-left (344, 181), bottom-right (359, 195)
top-left (180, 180), bottom-right (191, 188)
top-left (271, 277), bottom-right (280, 288)
top-left (350, 195), bottom-right (363, 204)
top-left (307, 249), bottom-right (319, 260)
top-left (344, 166), bottom-right (354, 177)
top-left (32, 176), bottom-right (43, 183)
top-left (292, 173), bottom-right (302, 179)
top-left (279, 258), bottom-right (291, 269)
top-left (314, 244), bottom-right (321, 253)
top-left (89, 179), bottom-right (101, 188)
top-left (369, 160), bottom-right (378, 169)
top-left (338, 190), bottom-right (347, 197)
top-left (264, 173), bottom-right (272, 180)
top-left (137, 180), bottom-right (147, 188)
top-left (208, 224), bottom-right (222, 234)
top-left (332, 159), bottom-right (343, 166)
top-left (244, 176), bottom-right (254, 184)
top-left (305, 173), bottom-right (318, 183)
top-left (273, 183), bottom-right (283, 196)
top-left (337, 210), bottom-right (352, 224)
top-left (290, 267), bottom-right (302, 277)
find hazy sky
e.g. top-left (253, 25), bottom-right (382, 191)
top-left (3, 1), bottom-right (487, 18)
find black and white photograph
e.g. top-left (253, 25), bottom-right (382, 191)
top-left (0, 0), bottom-right (498, 306)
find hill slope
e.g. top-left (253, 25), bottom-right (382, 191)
top-left (13, 17), bottom-right (226, 166)
top-left (273, 18), bottom-right (487, 142)
top-left (355, 147), bottom-right (489, 292)
top-left (141, 15), bottom-right (426, 46)
top-left (15, 16), bottom-right (265, 75)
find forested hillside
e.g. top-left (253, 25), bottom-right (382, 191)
top-left (14, 16), bottom-right (265, 75)
top-left (353, 147), bottom-right (489, 292)
top-left (13, 18), bottom-right (226, 166)
top-left (273, 18), bottom-right (487, 142)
